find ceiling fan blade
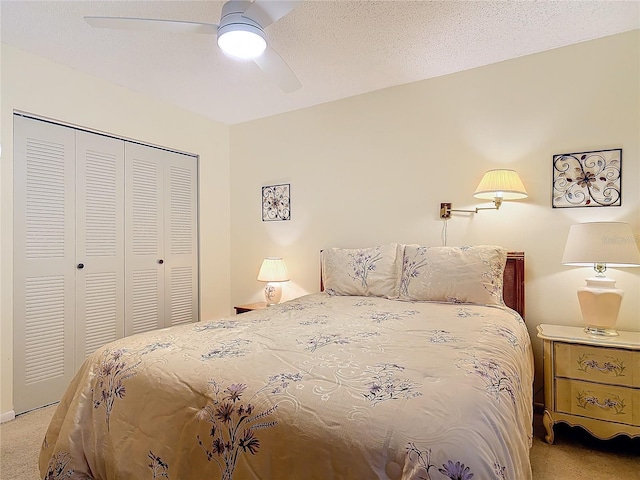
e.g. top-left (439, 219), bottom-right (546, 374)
top-left (84, 16), bottom-right (218, 35)
top-left (253, 45), bottom-right (301, 93)
top-left (242, 0), bottom-right (301, 28)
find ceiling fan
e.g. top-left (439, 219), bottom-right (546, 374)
top-left (85, 0), bottom-right (302, 93)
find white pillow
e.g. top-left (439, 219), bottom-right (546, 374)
top-left (399, 245), bottom-right (507, 306)
top-left (322, 244), bottom-right (403, 298)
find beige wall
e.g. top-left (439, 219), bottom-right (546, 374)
top-left (0, 44), bottom-right (232, 417)
top-left (229, 31), bottom-right (640, 404)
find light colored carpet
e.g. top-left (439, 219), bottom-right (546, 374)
top-left (1, 404), bottom-right (57, 480)
top-left (529, 414), bottom-right (639, 479)
top-left (1, 406), bottom-right (638, 479)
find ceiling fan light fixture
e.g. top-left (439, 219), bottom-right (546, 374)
top-left (217, 24), bottom-right (266, 59)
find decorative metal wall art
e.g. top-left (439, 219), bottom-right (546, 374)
top-left (262, 183), bottom-right (291, 221)
top-left (552, 148), bottom-right (621, 208)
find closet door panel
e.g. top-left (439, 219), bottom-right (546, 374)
top-left (124, 142), bottom-right (164, 336)
top-left (13, 116), bottom-right (76, 414)
top-left (163, 151), bottom-right (198, 327)
top-left (75, 132), bottom-right (125, 366)
top-left (14, 116), bottom-right (200, 414)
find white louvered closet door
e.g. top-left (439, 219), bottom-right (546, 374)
top-left (124, 142), bottom-right (165, 335)
top-left (75, 132), bottom-right (125, 367)
top-left (13, 116), bottom-right (76, 413)
top-left (124, 145), bottom-right (198, 333)
top-left (163, 150), bottom-right (198, 327)
top-left (14, 116), bottom-right (198, 413)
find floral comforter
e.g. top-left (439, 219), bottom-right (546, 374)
top-left (40, 293), bottom-right (533, 480)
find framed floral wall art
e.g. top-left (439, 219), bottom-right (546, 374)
top-left (552, 148), bottom-right (621, 208)
top-left (262, 183), bottom-right (291, 221)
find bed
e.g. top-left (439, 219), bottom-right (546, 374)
top-left (40, 244), bottom-right (533, 480)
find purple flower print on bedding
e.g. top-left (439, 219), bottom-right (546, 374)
top-left (299, 314), bottom-right (329, 326)
top-left (481, 257), bottom-right (504, 302)
top-left (92, 348), bottom-right (141, 430)
top-left (42, 452), bottom-right (74, 479)
top-left (439, 460), bottom-right (475, 480)
top-left (300, 333), bottom-right (350, 352)
top-left (197, 381), bottom-right (278, 479)
top-left (148, 451), bottom-right (169, 478)
top-left (363, 363), bottom-right (422, 405)
top-left (368, 311), bottom-right (402, 323)
top-left (399, 247), bottom-right (429, 297)
top-left (91, 342), bottom-right (173, 430)
top-left (194, 320), bottom-right (241, 331)
top-left (353, 299), bottom-right (377, 307)
top-left (201, 339), bottom-right (251, 360)
top-left (196, 374), bottom-right (302, 480)
top-left (445, 297), bottom-right (466, 304)
top-left (427, 330), bottom-right (457, 343)
top-left (504, 308), bottom-right (526, 326)
top-left (494, 461), bottom-right (507, 480)
top-left (142, 342), bottom-right (173, 353)
top-left (482, 324), bottom-right (524, 351)
top-left (365, 309), bottom-right (418, 324)
top-left (299, 328), bottom-right (382, 353)
top-left (277, 300), bottom-right (317, 312)
top-left (348, 248), bottom-right (382, 288)
top-left (455, 308), bottom-right (483, 318)
top-left (267, 372), bottom-right (304, 394)
top-left (457, 354), bottom-right (518, 405)
top-left (406, 443), bottom-right (477, 480)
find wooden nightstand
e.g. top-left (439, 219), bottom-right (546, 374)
top-left (234, 302), bottom-right (268, 314)
top-left (537, 324), bottom-right (640, 444)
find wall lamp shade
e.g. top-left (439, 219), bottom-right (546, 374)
top-left (562, 222), bottom-right (640, 336)
top-left (257, 257), bottom-right (290, 305)
top-left (440, 169), bottom-right (528, 218)
top-left (473, 169), bottom-right (528, 205)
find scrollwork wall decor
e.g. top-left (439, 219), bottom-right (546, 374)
top-left (552, 148), bottom-right (621, 208)
top-left (262, 183), bottom-right (291, 221)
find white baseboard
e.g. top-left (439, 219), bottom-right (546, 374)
top-left (0, 410), bottom-right (16, 423)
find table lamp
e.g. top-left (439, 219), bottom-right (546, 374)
top-left (257, 257), bottom-right (290, 306)
top-left (561, 222), bottom-right (640, 336)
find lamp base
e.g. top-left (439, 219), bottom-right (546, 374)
top-left (264, 282), bottom-right (283, 306)
top-left (584, 326), bottom-right (619, 337)
top-left (577, 276), bottom-right (623, 338)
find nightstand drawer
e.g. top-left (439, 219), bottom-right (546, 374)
top-left (555, 342), bottom-right (637, 387)
top-left (556, 378), bottom-right (639, 427)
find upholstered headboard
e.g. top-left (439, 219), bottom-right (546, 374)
top-left (320, 250), bottom-right (525, 319)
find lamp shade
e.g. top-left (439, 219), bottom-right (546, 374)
top-left (473, 169), bottom-right (528, 201)
top-left (561, 222), bottom-right (640, 267)
top-left (257, 257), bottom-right (290, 282)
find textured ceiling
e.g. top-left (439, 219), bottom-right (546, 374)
top-left (2, 1), bottom-right (639, 125)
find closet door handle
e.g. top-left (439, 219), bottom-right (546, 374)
top-left (158, 259), bottom-right (164, 265)
top-left (77, 263), bottom-right (84, 269)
